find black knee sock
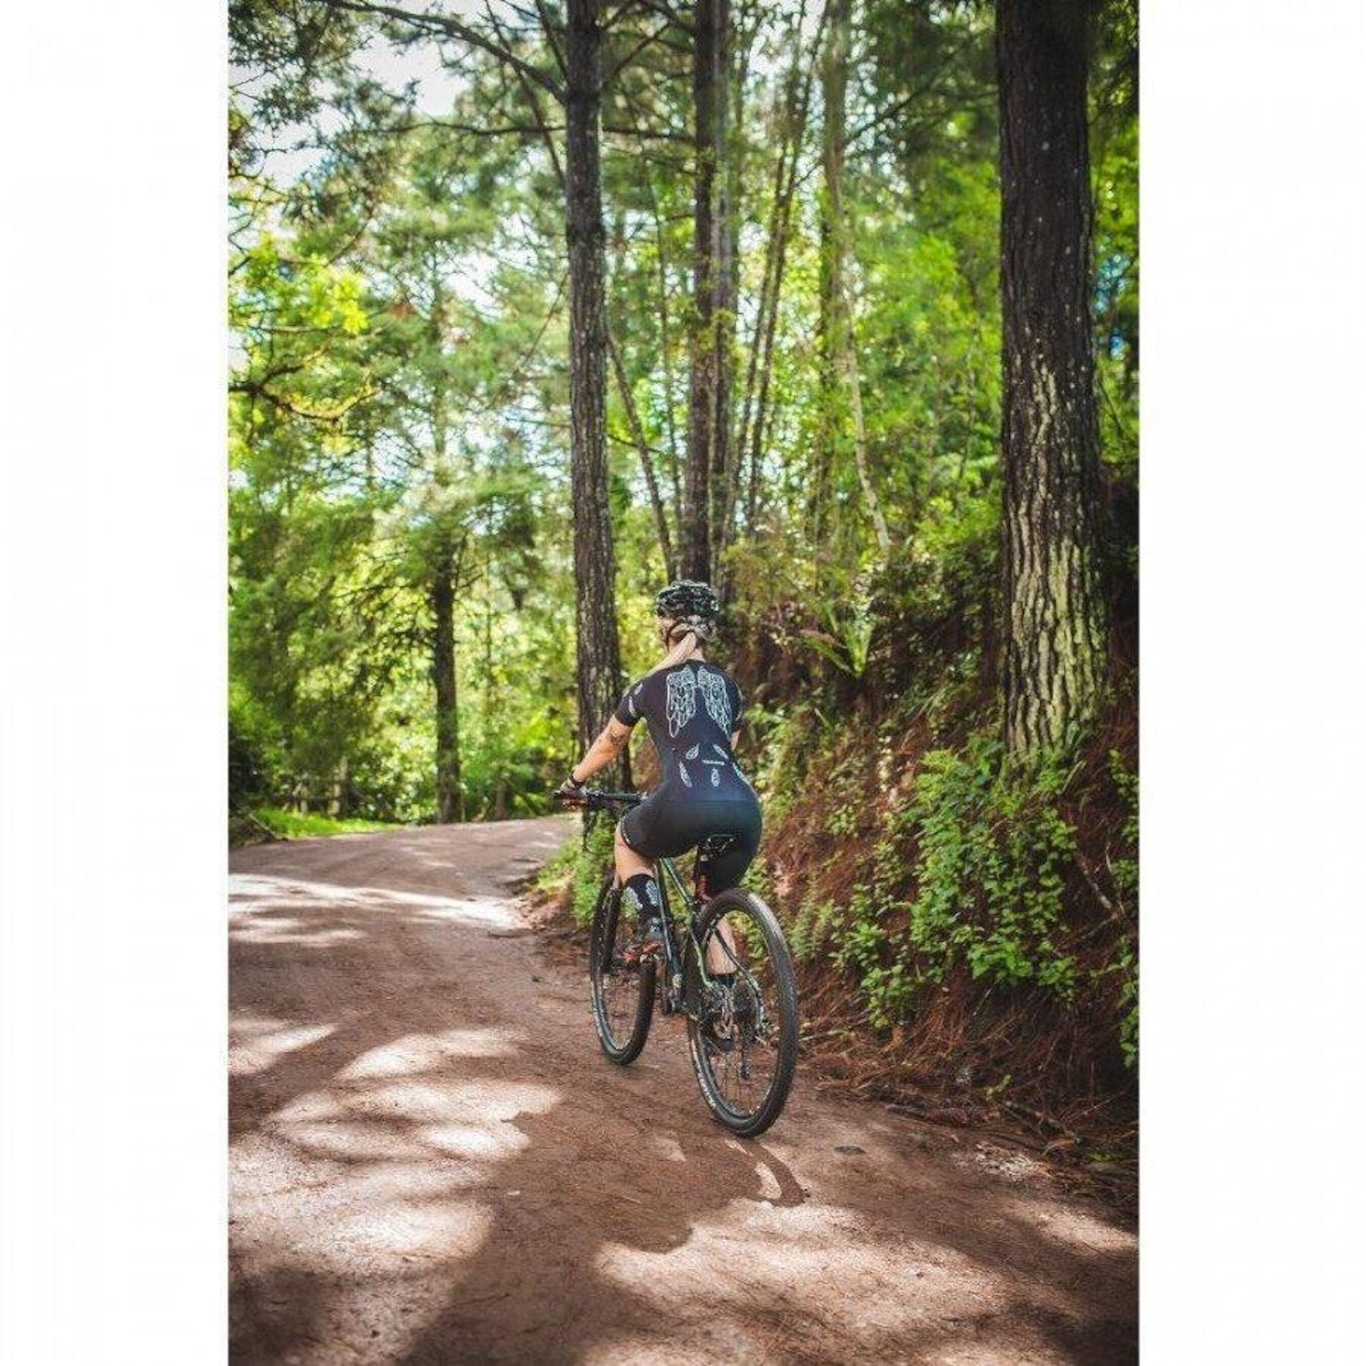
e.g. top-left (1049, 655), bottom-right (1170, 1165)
top-left (622, 872), bottom-right (661, 931)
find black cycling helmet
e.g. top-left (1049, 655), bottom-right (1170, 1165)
top-left (654, 579), bottom-right (721, 638)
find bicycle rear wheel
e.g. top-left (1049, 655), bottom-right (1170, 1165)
top-left (588, 875), bottom-right (655, 1064)
top-left (686, 889), bottom-right (798, 1137)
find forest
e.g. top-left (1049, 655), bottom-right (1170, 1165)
top-left (229, 0), bottom-right (1138, 1146)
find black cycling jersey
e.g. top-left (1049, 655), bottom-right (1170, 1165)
top-left (613, 660), bottom-right (755, 802)
top-left (613, 658), bottom-right (761, 892)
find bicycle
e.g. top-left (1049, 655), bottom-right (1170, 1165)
top-left (553, 788), bottom-right (799, 1137)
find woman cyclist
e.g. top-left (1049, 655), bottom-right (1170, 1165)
top-left (557, 580), bottom-right (762, 955)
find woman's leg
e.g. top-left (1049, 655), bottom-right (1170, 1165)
top-left (706, 917), bottom-right (741, 974)
top-left (699, 805), bottom-right (763, 973)
top-left (614, 820), bottom-right (663, 944)
top-left (613, 821), bottom-right (652, 884)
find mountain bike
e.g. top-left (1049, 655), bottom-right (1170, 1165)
top-left (553, 788), bottom-right (798, 1137)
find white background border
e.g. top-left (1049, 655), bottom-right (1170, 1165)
top-left (1, 0), bottom-right (226, 1356)
top-left (2, 0), bottom-right (1364, 1357)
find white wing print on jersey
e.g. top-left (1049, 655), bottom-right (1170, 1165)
top-left (666, 667), bottom-right (697, 737)
top-left (697, 669), bottom-right (733, 734)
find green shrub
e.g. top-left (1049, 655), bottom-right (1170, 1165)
top-left (570, 816), bottom-right (616, 927)
top-left (532, 814), bottom-right (615, 926)
top-left (790, 893), bottom-right (841, 962)
top-left (1103, 750), bottom-right (1139, 1066)
top-left (250, 807), bottom-right (397, 838)
top-left (906, 735), bottom-right (1078, 994)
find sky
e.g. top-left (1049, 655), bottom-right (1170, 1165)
top-left (232, 25), bottom-right (469, 186)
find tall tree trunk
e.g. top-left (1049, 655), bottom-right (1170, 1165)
top-left (996, 0), bottom-right (1108, 756)
top-left (741, 1), bottom-right (823, 533)
top-left (811, 0), bottom-right (845, 551)
top-left (839, 277), bottom-right (890, 553)
top-left (430, 553), bottom-right (463, 823)
top-left (684, 0), bottom-right (732, 584)
top-left (565, 0), bottom-right (628, 770)
top-left (816, 0), bottom-right (888, 559)
top-left (710, 10), bottom-right (747, 578)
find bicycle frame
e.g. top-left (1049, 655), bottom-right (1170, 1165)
top-left (559, 786), bottom-right (796, 1135)
top-left (566, 789), bottom-right (762, 1020)
top-left (652, 852), bottom-right (707, 1017)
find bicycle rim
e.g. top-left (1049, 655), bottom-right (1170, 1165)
top-left (589, 877), bottom-right (655, 1063)
top-left (687, 890), bottom-right (798, 1136)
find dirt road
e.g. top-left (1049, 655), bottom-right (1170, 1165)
top-left (230, 818), bottom-right (1136, 1364)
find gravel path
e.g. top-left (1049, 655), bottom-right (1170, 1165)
top-left (230, 817), bottom-right (1136, 1363)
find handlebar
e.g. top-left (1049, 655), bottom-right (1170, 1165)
top-left (553, 788), bottom-right (643, 812)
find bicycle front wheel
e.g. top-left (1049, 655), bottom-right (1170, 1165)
top-left (588, 875), bottom-right (655, 1064)
top-left (686, 889), bottom-right (798, 1137)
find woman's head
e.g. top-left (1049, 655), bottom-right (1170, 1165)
top-left (651, 580), bottom-right (720, 669)
top-left (654, 580), bottom-right (720, 642)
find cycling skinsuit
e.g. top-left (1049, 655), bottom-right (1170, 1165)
top-left (613, 660), bottom-right (762, 893)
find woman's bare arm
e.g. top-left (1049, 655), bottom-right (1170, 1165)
top-left (570, 717), bottom-right (633, 784)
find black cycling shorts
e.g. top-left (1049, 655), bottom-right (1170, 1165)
top-left (618, 795), bottom-right (762, 894)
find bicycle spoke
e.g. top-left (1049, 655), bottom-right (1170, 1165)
top-left (697, 908), bottom-right (784, 1121)
top-left (590, 881), bottom-right (653, 1061)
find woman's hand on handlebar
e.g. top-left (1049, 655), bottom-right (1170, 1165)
top-left (553, 774), bottom-right (587, 806)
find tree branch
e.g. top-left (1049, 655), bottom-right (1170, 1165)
top-left (631, 0), bottom-right (693, 37)
top-left (320, 0), bottom-right (566, 102)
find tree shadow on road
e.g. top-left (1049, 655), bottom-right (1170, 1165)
top-left (230, 847), bottom-right (1134, 1364)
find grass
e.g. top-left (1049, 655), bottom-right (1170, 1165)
top-left (249, 806), bottom-right (403, 839)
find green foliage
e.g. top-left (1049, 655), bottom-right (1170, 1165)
top-left (530, 816), bottom-right (614, 928)
top-left (250, 807), bottom-right (398, 839)
top-left (1103, 750), bottom-right (1139, 1066)
top-left (791, 732), bottom-right (1090, 1035)
top-left (571, 818), bottom-right (617, 928)
top-left (228, 1), bottom-right (1138, 1084)
top-left (1109, 940), bottom-right (1139, 1069)
top-left (1108, 749), bottom-right (1140, 910)
top-left (907, 736), bottom-right (1079, 993)
top-left (789, 894), bottom-right (841, 963)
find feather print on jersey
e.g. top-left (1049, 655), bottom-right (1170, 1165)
top-left (678, 760), bottom-right (693, 787)
top-left (666, 667), bottom-right (697, 737)
top-left (697, 668), bottom-right (732, 734)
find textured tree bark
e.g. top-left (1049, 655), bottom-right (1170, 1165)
top-left (430, 555), bottom-right (463, 824)
top-left (811, 0), bottom-right (843, 550)
top-left (683, 0), bottom-right (732, 584)
top-left (564, 0), bottom-right (628, 773)
top-left (996, 0), bottom-right (1108, 757)
top-left (710, 11), bottom-right (746, 577)
top-left (815, 0), bottom-right (888, 559)
top-left (742, 4), bottom-right (823, 533)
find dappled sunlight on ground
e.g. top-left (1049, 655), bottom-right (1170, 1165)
top-left (336, 1027), bottom-right (520, 1081)
top-left (230, 1013), bottom-right (338, 1077)
top-left (997, 1193), bottom-right (1138, 1257)
top-left (230, 819), bottom-right (1135, 1364)
top-left (231, 873), bottom-right (519, 934)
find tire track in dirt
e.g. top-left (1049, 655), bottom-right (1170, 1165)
top-left (230, 817), bottom-right (1135, 1364)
